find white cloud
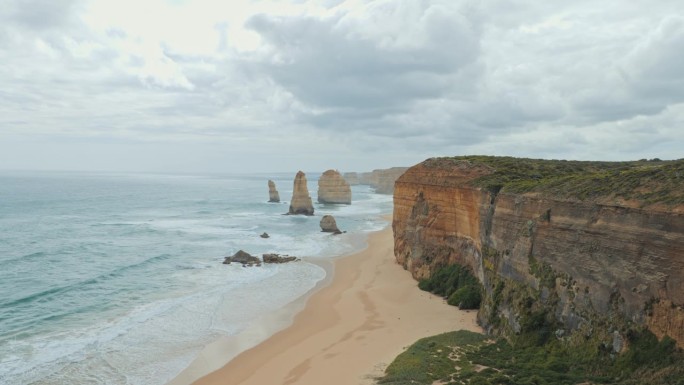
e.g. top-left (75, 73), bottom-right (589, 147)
top-left (0, 0), bottom-right (682, 173)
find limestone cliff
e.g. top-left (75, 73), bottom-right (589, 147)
top-left (318, 170), bottom-right (352, 204)
top-left (268, 180), bottom-right (280, 203)
top-left (393, 157), bottom-right (684, 347)
top-left (288, 171), bottom-right (314, 215)
top-left (353, 167), bottom-right (409, 194)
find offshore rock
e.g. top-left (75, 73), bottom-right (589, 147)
top-left (260, 232), bottom-right (270, 238)
top-left (320, 215), bottom-right (341, 233)
top-left (288, 171), bottom-right (314, 215)
top-left (268, 180), bottom-right (280, 203)
top-left (262, 253), bottom-right (299, 264)
top-left (318, 169), bottom-right (352, 204)
top-left (223, 250), bottom-right (261, 267)
top-left (393, 157), bottom-right (684, 347)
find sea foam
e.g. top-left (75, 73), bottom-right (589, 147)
top-left (0, 171), bottom-right (392, 385)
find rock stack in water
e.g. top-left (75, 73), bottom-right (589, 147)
top-left (288, 171), bottom-right (314, 215)
top-left (317, 169), bottom-right (352, 204)
top-left (320, 215), bottom-right (341, 234)
top-left (223, 250), bottom-right (261, 266)
top-left (268, 180), bottom-right (280, 202)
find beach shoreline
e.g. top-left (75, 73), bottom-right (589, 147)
top-left (170, 217), bottom-right (481, 385)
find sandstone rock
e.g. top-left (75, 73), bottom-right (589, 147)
top-left (260, 232), bottom-right (270, 238)
top-left (268, 180), bottom-right (280, 203)
top-left (318, 169), bottom-right (351, 204)
top-left (262, 253), bottom-right (299, 264)
top-left (223, 250), bottom-right (261, 266)
top-left (393, 157), bottom-right (684, 347)
top-left (320, 215), bottom-right (341, 233)
top-left (288, 171), bottom-right (314, 215)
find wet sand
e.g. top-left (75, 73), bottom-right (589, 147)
top-left (183, 223), bottom-right (480, 385)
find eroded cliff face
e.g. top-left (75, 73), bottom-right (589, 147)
top-left (394, 159), bottom-right (684, 347)
top-left (289, 171), bottom-right (314, 215)
top-left (353, 167), bottom-right (409, 194)
top-left (268, 180), bottom-right (280, 203)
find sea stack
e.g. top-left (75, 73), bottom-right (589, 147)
top-left (317, 169), bottom-right (352, 204)
top-left (268, 180), bottom-right (280, 202)
top-left (288, 171), bottom-right (314, 215)
top-left (320, 215), bottom-right (341, 233)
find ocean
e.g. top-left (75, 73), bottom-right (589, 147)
top-left (0, 171), bottom-right (392, 385)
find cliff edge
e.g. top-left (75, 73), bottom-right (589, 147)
top-left (393, 156), bottom-right (684, 347)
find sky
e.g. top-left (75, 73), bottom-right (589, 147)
top-left (1, 0), bottom-right (683, 173)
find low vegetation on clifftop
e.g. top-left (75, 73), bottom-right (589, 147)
top-left (378, 329), bottom-right (684, 385)
top-left (424, 156), bottom-right (684, 208)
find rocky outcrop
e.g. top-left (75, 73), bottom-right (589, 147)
top-left (343, 172), bottom-right (360, 185)
top-left (318, 170), bottom-right (352, 204)
top-left (393, 157), bottom-right (684, 347)
top-left (223, 250), bottom-right (261, 266)
top-left (262, 254), bottom-right (299, 264)
top-left (320, 215), bottom-right (341, 234)
top-left (288, 171), bottom-right (314, 215)
top-left (268, 180), bottom-right (280, 203)
top-left (260, 232), bottom-right (270, 238)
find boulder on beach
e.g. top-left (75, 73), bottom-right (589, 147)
top-left (288, 171), bottom-right (314, 216)
top-left (268, 180), bottom-right (280, 203)
top-left (262, 253), bottom-right (299, 264)
top-left (318, 169), bottom-right (351, 204)
top-left (223, 250), bottom-right (261, 266)
top-left (320, 215), bottom-right (342, 234)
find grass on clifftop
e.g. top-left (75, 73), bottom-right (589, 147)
top-left (427, 156), bottom-right (684, 207)
top-left (377, 329), bottom-right (684, 385)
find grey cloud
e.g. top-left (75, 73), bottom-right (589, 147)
top-left (245, 2), bottom-right (481, 114)
top-left (4, 0), bottom-right (84, 31)
top-left (2, 0), bottom-right (684, 174)
top-left (622, 16), bottom-right (684, 101)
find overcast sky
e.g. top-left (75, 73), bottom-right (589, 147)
top-left (1, 0), bottom-right (683, 173)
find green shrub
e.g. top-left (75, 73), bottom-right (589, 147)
top-left (418, 264), bottom-right (483, 310)
top-left (378, 328), bottom-right (684, 385)
top-left (447, 284), bottom-right (482, 309)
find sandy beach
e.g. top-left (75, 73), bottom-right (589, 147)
top-left (180, 222), bottom-right (481, 385)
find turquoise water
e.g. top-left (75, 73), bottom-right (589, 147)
top-left (0, 171), bottom-right (392, 385)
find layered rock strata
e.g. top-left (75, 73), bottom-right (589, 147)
top-left (393, 157), bottom-right (684, 347)
top-left (268, 180), bottom-right (280, 202)
top-left (318, 169), bottom-right (352, 204)
top-left (288, 171), bottom-right (314, 215)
